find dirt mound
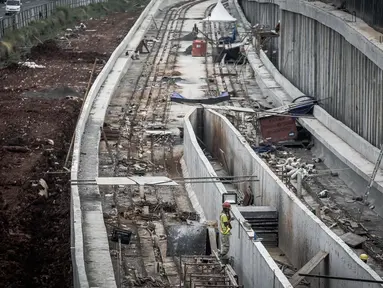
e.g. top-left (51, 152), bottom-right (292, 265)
top-left (0, 10), bottom-right (142, 288)
top-left (30, 39), bottom-right (108, 63)
top-left (30, 39), bottom-right (61, 58)
top-left (0, 96), bottom-right (79, 287)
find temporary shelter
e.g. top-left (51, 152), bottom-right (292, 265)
top-left (202, 0), bottom-right (237, 22)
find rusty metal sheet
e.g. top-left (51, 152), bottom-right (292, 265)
top-left (259, 115), bottom-right (297, 143)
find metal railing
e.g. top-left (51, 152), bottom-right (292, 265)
top-left (0, 0), bottom-right (107, 39)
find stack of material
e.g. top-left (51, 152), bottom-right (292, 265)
top-left (238, 206), bottom-right (279, 247)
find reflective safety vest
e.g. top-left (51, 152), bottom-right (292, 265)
top-left (220, 212), bottom-right (231, 235)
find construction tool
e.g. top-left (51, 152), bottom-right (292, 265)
top-left (358, 144), bottom-right (383, 220)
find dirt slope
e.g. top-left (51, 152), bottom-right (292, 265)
top-left (0, 11), bottom-right (141, 288)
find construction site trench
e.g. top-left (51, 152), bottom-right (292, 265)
top-left (3, 0), bottom-right (383, 286)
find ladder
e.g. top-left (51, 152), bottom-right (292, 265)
top-left (363, 145), bottom-right (383, 203)
top-left (358, 145), bottom-right (383, 220)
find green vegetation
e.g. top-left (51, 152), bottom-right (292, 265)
top-left (0, 0), bottom-right (148, 64)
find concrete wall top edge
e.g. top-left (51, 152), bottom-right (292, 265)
top-left (184, 108), bottom-right (227, 195)
top-left (206, 109), bottom-right (280, 181)
top-left (69, 0), bottom-right (161, 286)
top-left (246, 0), bottom-right (383, 71)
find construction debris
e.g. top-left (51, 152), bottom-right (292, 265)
top-left (18, 61), bottom-right (46, 69)
top-left (340, 232), bottom-right (367, 248)
top-left (38, 178), bottom-right (49, 198)
top-left (2, 145), bottom-right (30, 153)
top-left (111, 228), bottom-right (133, 244)
top-left (317, 190), bottom-right (328, 198)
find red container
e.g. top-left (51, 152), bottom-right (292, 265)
top-left (192, 40), bottom-right (207, 57)
top-left (259, 115), bottom-right (297, 143)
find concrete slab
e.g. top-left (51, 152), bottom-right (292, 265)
top-left (340, 232), bottom-right (367, 248)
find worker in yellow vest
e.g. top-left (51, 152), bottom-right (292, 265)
top-left (219, 201), bottom-right (233, 260)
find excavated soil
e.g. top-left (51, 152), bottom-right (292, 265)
top-left (0, 11), bottom-right (142, 288)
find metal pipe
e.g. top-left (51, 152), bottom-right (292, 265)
top-left (298, 273), bottom-right (383, 284)
top-left (70, 175), bottom-right (259, 182)
top-left (70, 179), bottom-right (260, 186)
top-left (64, 58), bottom-right (98, 169)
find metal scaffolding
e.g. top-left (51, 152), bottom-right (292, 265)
top-left (179, 255), bottom-right (242, 288)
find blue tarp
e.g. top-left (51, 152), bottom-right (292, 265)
top-left (170, 91), bottom-right (230, 104)
top-left (252, 144), bottom-right (276, 154)
top-left (171, 92), bottom-right (184, 99)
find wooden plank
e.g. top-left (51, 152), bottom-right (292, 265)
top-left (208, 227), bottom-right (218, 253)
top-left (290, 250), bottom-right (329, 287)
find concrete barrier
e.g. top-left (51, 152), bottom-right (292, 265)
top-left (202, 108), bottom-right (383, 288)
top-left (70, 0), bottom-right (162, 286)
top-left (183, 108), bottom-right (292, 288)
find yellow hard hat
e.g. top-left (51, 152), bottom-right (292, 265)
top-left (360, 254), bottom-right (368, 261)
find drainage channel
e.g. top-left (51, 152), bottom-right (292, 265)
top-left (192, 115), bottom-right (314, 286)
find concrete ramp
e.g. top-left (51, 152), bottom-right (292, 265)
top-left (166, 224), bottom-right (207, 256)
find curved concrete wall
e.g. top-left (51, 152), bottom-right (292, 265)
top-left (202, 108), bottom-right (383, 288)
top-left (70, 0), bottom-right (162, 286)
top-left (240, 0), bottom-right (383, 147)
top-left (183, 108), bottom-right (292, 288)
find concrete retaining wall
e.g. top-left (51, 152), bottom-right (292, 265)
top-left (202, 108), bottom-right (383, 288)
top-left (239, 0), bottom-right (383, 147)
top-left (183, 108), bottom-right (292, 288)
top-left (279, 9), bottom-right (383, 147)
top-left (70, 0), bottom-right (161, 286)
top-left (258, 48), bottom-right (383, 172)
top-left (231, 0), bottom-right (383, 217)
